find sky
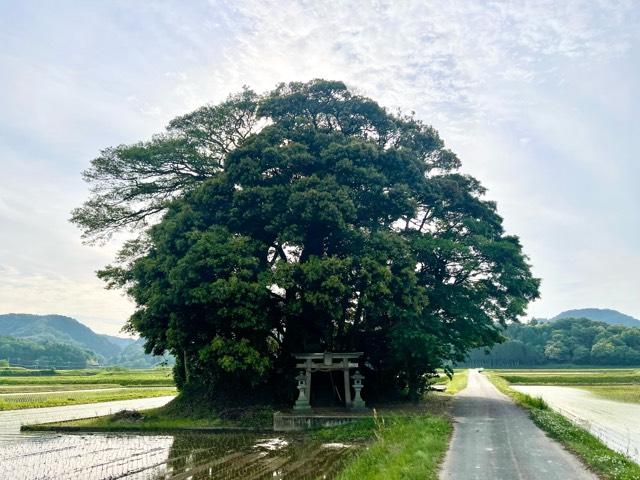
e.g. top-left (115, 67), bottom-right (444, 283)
top-left (0, 1), bottom-right (639, 336)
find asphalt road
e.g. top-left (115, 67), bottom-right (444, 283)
top-left (439, 370), bottom-right (596, 480)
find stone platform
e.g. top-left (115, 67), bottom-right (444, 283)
top-left (273, 409), bottom-right (372, 432)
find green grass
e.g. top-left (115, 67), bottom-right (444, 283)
top-left (443, 369), bottom-right (468, 395)
top-left (0, 384), bottom-right (118, 393)
top-left (577, 385), bottom-right (640, 404)
top-left (495, 369), bottom-right (640, 386)
top-left (0, 387), bottom-right (176, 410)
top-left (26, 394), bottom-right (275, 431)
top-left (334, 413), bottom-right (452, 480)
top-left (487, 372), bottom-right (640, 480)
top-left (0, 368), bottom-right (174, 386)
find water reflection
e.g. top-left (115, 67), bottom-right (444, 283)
top-left (0, 431), bottom-right (356, 479)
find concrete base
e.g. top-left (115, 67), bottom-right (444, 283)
top-left (273, 411), bottom-right (371, 432)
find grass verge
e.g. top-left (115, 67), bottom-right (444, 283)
top-left (332, 412), bottom-right (452, 480)
top-left (443, 369), bottom-right (468, 395)
top-left (488, 372), bottom-right (640, 480)
top-left (1, 387), bottom-right (176, 410)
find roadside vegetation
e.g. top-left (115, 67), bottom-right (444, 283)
top-left (442, 369), bottom-right (468, 394)
top-left (333, 413), bottom-right (451, 480)
top-left (488, 371), bottom-right (640, 480)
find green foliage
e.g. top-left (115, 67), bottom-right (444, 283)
top-left (0, 335), bottom-right (95, 368)
top-left (0, 359), bottom-right (9, 367)
top-left (310, 418), bottom-right (377, 443)
top-left (467, 317), bottom-right (640, 366)
top-left (0, 313), bottom-right (118, 359)
top-left (107, 339), bottom-right (174, 368)
top-left (0, 314), bottom-right (172, 367)
top-left (335, 414), bottom-right (452, 480)
top-left (76, 79), bottom-right (539, 403)
top-left (442, 369), bottom-right (468, 395)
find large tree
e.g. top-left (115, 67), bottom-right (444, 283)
top-left (74, 80), bottom-right (539, 402)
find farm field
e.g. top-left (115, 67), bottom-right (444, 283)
top-left (0, 386), bottom-right (177, 410)
top-left (495, 368), bottom-right (640, 385)
top-left (578, 385), bottom-right (640, 404)
top-left (0, 367), bottom-right (175, 410)
top-left (0, 367), bottom-right (174, 386)
top-left (0, 429), bottom-right (360, 479)
top-left (492, 368), bottom-right (640, 467)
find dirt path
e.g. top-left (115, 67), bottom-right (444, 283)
top-left (439, 370), bottom-right (596, 480)
top-left (513, 385), bottom-right (640, 463)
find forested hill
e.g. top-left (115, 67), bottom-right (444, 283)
top-left (0, 313), bottom-right (120, 357)
top-left (552, 308), bottom-right (640, 328)
top-left (0, 335), bottom-right (96, 368)
top-left (0, 313), bottom-right (171, 367)
top-left (465, 317), bottom-right (640, 367)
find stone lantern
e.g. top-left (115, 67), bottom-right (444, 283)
top-left (351, 370), bottom-right (366, 410)
top-left (294, 371), bottom-right (311, 410)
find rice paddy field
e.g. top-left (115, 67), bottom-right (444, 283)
top-left (494, 368), bottom-right (640, 386)
top-left (0, 387), bottom-right (177, 410)
top-left (0, 367), bottom-right (175, 386)
top-left (0, 367), bottom-right (454, 479)
top-left (0, 367), bottom-right (176, 410)
top-left (0, 431), bottom-right (358, 479)
top-left (492, 368), bottom-right (640, 465)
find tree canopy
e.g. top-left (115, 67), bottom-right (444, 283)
top-left (74, 80), bottom-right (539, 402)
top-left (0, 336), bottom-right (96, 368)
top-left (466, 318), bottom-right (640, 367)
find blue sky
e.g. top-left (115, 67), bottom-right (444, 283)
top-left (0, 1), bottom-right (638, 335)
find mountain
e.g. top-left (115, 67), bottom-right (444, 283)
top-left (0, 313), bottom-right (123, 358)
top-left (0, 313), bottom-right (171, 367)
top-left (108, 338), bottom-right (174, 368)
top-left (552, 308), bottom-right (640, 328)
top-left (100, 334), bottom-right (136, 350)
top-left (0, 335), bottom-right (97, 368)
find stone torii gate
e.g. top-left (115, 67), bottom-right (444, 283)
top-left (293, 352), bottom-right (365, 410)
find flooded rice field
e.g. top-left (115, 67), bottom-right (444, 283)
top-left (0, 396), bottom-right (176, 439)
top-left (0, 397), bottom-right (357, 479)
top-left (513, 385), bottom-right (640, 463)
top-left (0, 431), bottom-right (356, 479)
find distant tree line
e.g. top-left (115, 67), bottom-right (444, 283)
top-left (465, 318), bottom-right (640, 367)
top-left (0, 335), bottom-right (96, 369)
